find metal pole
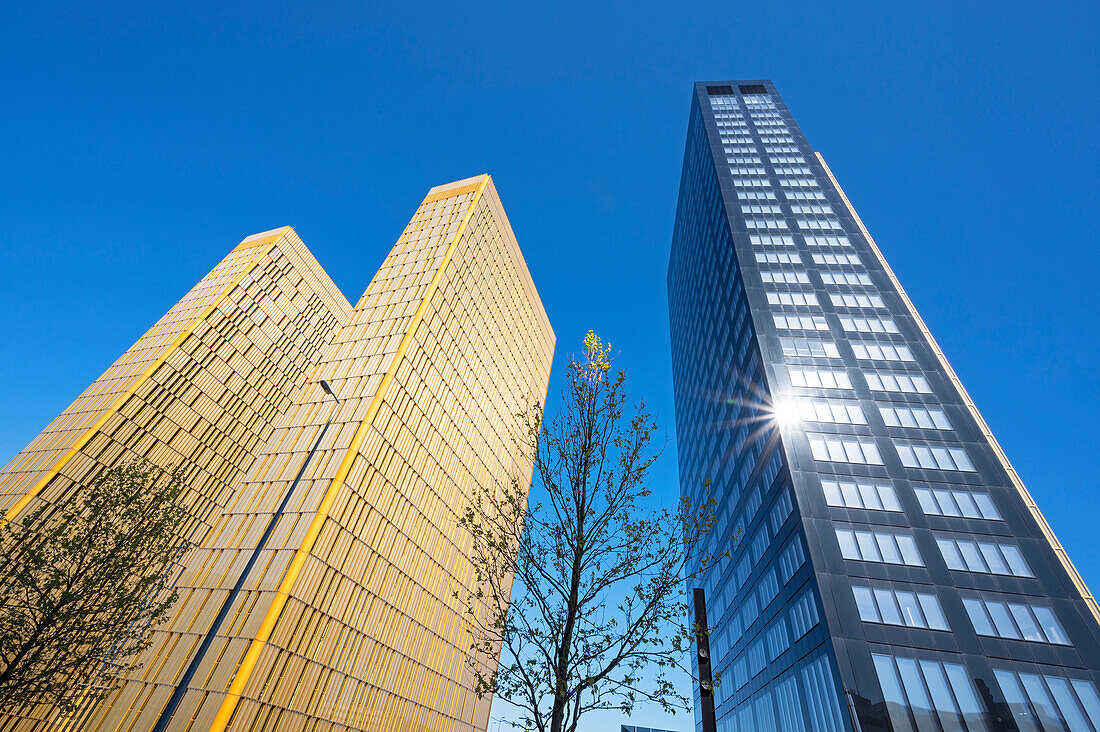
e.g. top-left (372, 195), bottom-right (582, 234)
top-left (693, 587), bottom-right (717, 732)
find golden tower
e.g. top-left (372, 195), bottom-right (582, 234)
top-left (74, 175), bottom-right (554, 731)
top-left (0, 225), bottom-right (351, 540)
top-left (0, 227), bottom-right (352, 730)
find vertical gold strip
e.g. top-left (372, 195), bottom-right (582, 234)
top-left (1, 228), bottom-right (291, 527)
top-left (817, 152), bottom-right (1100, 625)
top-left (206, 177), bottom-right (490, 732)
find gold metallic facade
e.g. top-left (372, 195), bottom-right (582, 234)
top-left (0, 227), bottom-right (352, 729)
top-left (66, 175), bottom-right (553, 731)
top-left (0, 225), bottom-right (350, 532)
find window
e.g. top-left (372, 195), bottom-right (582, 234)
top-left (738, 190), bottom-right (776, 201)
top-left (809, 434), bottom-right (883, 465)
top-left (835, 527), bottom-right (922, 566)
top-left (851, 341), bottom-right (915, 362)
top-left (739, 84), bottom-right (767, 94)
top-left (789, 399), bottom-right (864, 425)
top-left (770, 487), bottom-right (793, 534)
top-left (751, 526), bottom-right (770, 565)
top-left (993, 669), bottom-right (1100, 732)
top-left (789, 586), bottom-right (820, 639)
top-left (797, 218), bottom-right (844, 231)
top-left (913, 487), bottom-right (1001, 520)
top-left (895, 440), bottom-right (976, 472)
top-left (766, 618), bottom-right (790, 661)
top-left (853, 585), bottom-right (949, 630)
top-left (830, 292), bottom-right (885, 308)
top-left (813, 252), bottom-right (862, 266)
top-left (774, 314), bottom-right (829, 331)
top-left (841, 316), bottom-right (900, 334)
top-left (779, 337), bottom-right (840, 359)
top-left (733, 657), bottom-right (749, 690)
top-left (760, 270), bottom-right (811, 284)
top-left (741, 594), bottom-right (759, 631)
top-left (865, 371), bottom-right (931, 393)
top-left (743, 485), bottom-right (763, 524)
top-left (757, 569), bottom-right (779, 608)
top-left (962, 595), bottom-right (1069, 644)
top-left (778, 536), bottom-right (805, 583)
top-left (767, 291), bottom-right (819, 306)
top-left (873, 654), bottom-right (991, 732)
top-left (787, 189), bottom-right (827, 200)
top-left (804, 234), bottom-right (851, 247)
top-left (736, 553), bottom-right (752, 588)
top-left (779, 177), bottom-right (820, 188)
top-left (788, 367), bottom-right (852, 389)
top-left (756, 251), bottom-right (801, 264)
top-left (821, 477), bottom-right (901, 511)
top-left (707, 85), bottom-right (735, 95)
top-left (750, 234), bottom-right (794, 247)
top-left (743, 216), bottom-right (787, 228)
top-left (769, 154), bottom-right (807, 165)
top-left (742, 204), bottom-right (782, 215)
top-left (820, 271), bottom-right (874, 287)
top-left (775, 166), bottom-right (812, 176)
top-left (790, 204), bottom-right (834, 215)
top-left (799, 653), bottom-right (848, 732)
top-left (936, 536), bottom-right (1033, 577)
top-left (879, 405), bottom-right (952, 430)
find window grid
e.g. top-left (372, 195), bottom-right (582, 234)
top-left (913, 486), bottom-right (1001, 520)
top-left (962, 595), bottom-right (1069, 645)
top-left (835, 527), bottom-right (923, 566)
top-left (895, 440), bottom-right (977, 472)
top-left (809, 434), bottom-right (883, 465)
top-left (936, 536), bottom-right (1033, 577)
top-left (873, 654), bottom-right (991, 732)
top-left (993, 669), bottom-right (1100, 732)
top-left (821, 478), bottom-right (901, 511)
top-left (853, 584), bottom-right (950, 631)
top-left (789, 367), bottom-right (853, 390)
top-left (879, 405), bottom-right (952, 431)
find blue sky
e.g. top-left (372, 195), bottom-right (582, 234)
top-left (1, 2), bottom-right (1097, 728)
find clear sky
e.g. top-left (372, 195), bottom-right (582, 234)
top-left (1, 2), bottom-right (1097, 729)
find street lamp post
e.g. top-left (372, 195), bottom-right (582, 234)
top-left (694, 587), bottom-right (718, 732)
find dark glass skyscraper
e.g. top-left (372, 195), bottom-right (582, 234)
top-left (668, 81), bottom-right (1100, 732)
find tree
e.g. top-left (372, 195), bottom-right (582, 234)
top-left (458, 332), bottom-right (727, 732)
top-left (0, 460), bottom-right (193, 717)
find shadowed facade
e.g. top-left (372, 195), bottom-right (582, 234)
top-left (669, 81), bottom-right (1100, 732)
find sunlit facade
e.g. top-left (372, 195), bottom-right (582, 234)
top-left (668, 81), bottom-right (1100, 732)
top-left (0, 225), bottom-right (350, 552)
top-left (0, 226), bottom-right (352, 729)
top-left (74, 175), bottom-right (554, 731)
